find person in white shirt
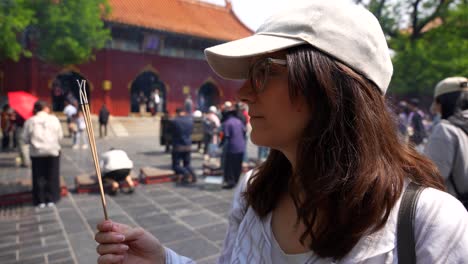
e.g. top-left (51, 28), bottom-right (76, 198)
top-left (63, 100), bottom-right (77, 138)
top-left (23, 101), bottom-right (63, 208)
top-left (100, 148), bottom-right (135, 195)
top-left (94, 1), bottom-right (468, 263)
top-left (154, 89), bottom-right (162, 114)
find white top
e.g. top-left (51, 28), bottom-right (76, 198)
top-left (63, 104), bottom-right (77, 118)
top-left (267, 213), bottom-right (314, 263)
top-left (23, 111), bottom-right (63, 157)
top-left (425, 110), bottom-right (468, 195)
top-left (99, 149), bottom-right (133, 173)
top-left (165, 170), bottom-right (468, 263)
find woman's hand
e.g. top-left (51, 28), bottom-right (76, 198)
top-left (95, 220), bottom-right (165, 264)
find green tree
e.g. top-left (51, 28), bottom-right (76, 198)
top-left (356, 0), bottom-right (467, 95)
top-left (0, 0), bottom-right (111, 65)
top-left (391, 4), bottom-right (468, 94)
top-left (0, 0), bottom-right (35, 61)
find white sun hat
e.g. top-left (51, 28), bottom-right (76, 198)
top-left (205, 0), bottom-right (393, 94)
top-left (433, 76), bottom-right (468, 98)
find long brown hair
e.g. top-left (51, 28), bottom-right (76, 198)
top-left (244, 45), bottom-right (445, 259)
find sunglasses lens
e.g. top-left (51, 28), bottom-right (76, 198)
top-left (251, 60), bottom-right (269, 93)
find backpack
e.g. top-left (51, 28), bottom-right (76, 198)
top-left (203, 118), bottom-right (217, 137)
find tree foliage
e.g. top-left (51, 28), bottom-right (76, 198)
top-left (356, 0), bottom-right (467, 95)
top-left (0, 0), bottom-right (111, 66)
top-left (0, 0), bottom-right (35, 61)
top-left (390, 4), bottom-right (468, 94)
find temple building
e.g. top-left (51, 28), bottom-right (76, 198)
top-left (0, 0), bottom-right (252, 116)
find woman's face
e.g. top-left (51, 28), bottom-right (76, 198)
top-left (237, 53), bottom-right (311, 152)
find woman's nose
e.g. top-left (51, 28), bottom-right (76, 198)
top-left (236, 80), bottom-right (256, 104)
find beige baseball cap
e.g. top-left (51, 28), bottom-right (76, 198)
top-left (205, 0), bottom-right (393, 94)
top-left (433, 76), bottom-right (468, 98)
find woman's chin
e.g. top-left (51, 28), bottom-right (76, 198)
top-left (250, 131), bottom-right (270, 147)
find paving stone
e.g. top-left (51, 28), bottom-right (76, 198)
top-left (18, 224), bottom-right (39, 233)
top-left (0, 229), bottom-right (18, 237)
top-left (166, 237), bottom-right (219, 261)
top-left (41, 222), bottom-right (62, 233)
top-left (144, 189), bottom-right (174, 198)
top-left (202, 201), bottom-right (231, 216)
top-left (164, 202), bottom-right (198, 217)
top-left (19, 242), bottom-right (68, 259)
top-left (50, 257), bottom-right (74, 264)
top-left (19, 255), bottom-right (46, 264)
top-left (135, 213), bottom-right (175, 229)
top-left (191, 195), bottom-right (223, 206)
top-left (58, 209), bottom-right (88, 235)
top-left (55, 198), bottom-right (73, 210)
top-left (0, 242), bottom-right (18, 253)
top-left (40, 228), bottom-right (63, 239)
top-left (196, 223), bottom-right (228, 243)
top-left (179, 212), bottom-right (224, 229)
top-left (121, 205), bottom-right (159, 220)
top-left (170, 187), bottom-right (206, 198)
top-left (38, 213), bottom-right (57, 223)
top-left (147, 224), bottom-right (198, 244)
top-left (0, 236), bottom-right (16, 248)
top-left (18, 233), bottom-right (41, 244)
top-left (0, 252), bottom-right (16, 262)
top-left (18, 231), bottom-right (42, 242)
top-left (44, 234), bottom-right (66, 245)
top-left (68, 232), bottom-right (97, 264)
top-left (111, 195), bottom-right (148, 206)
top-left (152, 195), bottom-right (187, 206)
top-left (47, 249), bottom-right (72, 262)
top-left (0, 223), bottom-right (16, 233)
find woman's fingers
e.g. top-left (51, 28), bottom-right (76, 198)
top-left (121, 226), bottom-right (145, 242)
top-left (97, 243), bottom-right (129, 255)
top-left (97, 254), bottom-right (125, 264)
top-left (95, 231), bottom-right (126, 244)
top-left (96, 220), bottom-right (115, 232)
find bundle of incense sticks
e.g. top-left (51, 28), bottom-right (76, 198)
top-left (77, 79), bottom-right (109, 220)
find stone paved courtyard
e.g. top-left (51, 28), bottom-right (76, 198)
top-left (0, 133), bottom-right (259, 264)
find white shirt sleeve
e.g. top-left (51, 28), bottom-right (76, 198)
top-left (415, 188), bottom-right (468, 263)
top-left (164, 247), bottom-right (195, 264)
top-left (217, 170), bottom-right (252, 263)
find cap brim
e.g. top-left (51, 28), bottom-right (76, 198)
top-left (204, 34), bottom-right (305, 80)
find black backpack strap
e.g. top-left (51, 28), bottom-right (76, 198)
top-left (397, 182), bottom-right (425, 264)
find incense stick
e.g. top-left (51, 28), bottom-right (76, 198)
top-left (77, 79), bottom-right (109, 220)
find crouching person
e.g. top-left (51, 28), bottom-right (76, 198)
top-left (100, 148), bottom-right (135, 195)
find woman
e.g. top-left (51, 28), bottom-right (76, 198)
top-left (23, 101), bottom-right (63, 208)
top-left (95, 1), bottom-right (468, 263)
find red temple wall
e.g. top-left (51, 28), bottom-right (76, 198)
top-left (0, 49), bottom-right (243, 116)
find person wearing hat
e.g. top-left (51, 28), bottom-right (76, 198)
top-left (95, 1), bottom-right (468, 263)
top-left (406, 98), bottom-right (427, 152)
top-left (425, 76), bottom-right (468, 209)
top-left (203, 105), bottom-right (221, 160)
